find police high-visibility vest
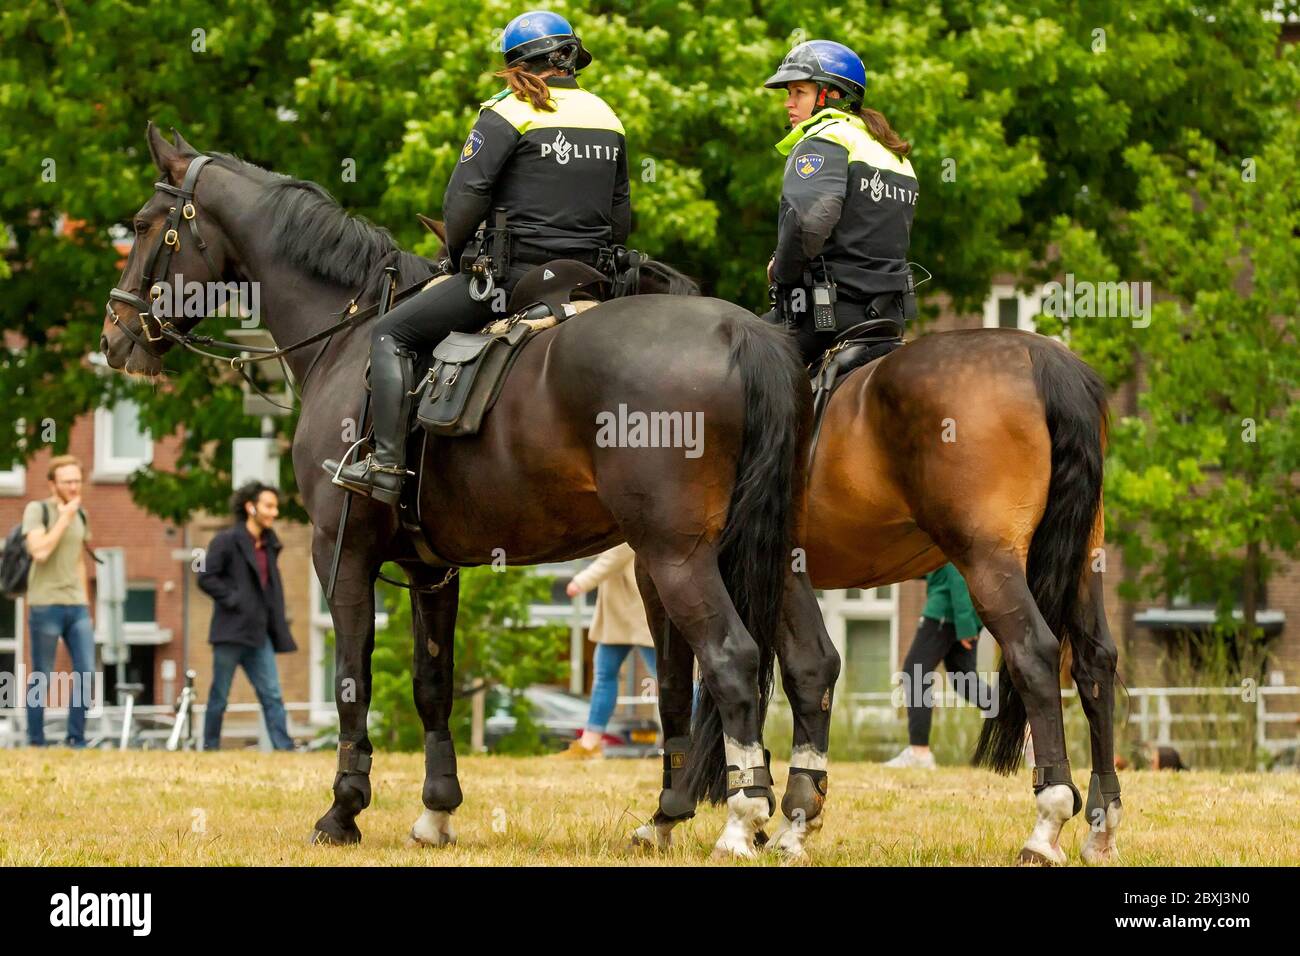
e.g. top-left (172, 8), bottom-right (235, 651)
top-left (773, 108), bottom-right (918, 300)
top-left (443, 76), bottom-right (630, 268)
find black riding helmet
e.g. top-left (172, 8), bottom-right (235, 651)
top-left (764, 40), bottom-right (867, 112)
top-left (502, 11), bottom-right (593, 72)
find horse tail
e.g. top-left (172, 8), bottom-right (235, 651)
top-left (974, 339), bottom-right (1109, 774)
top-left (685, 316), bottom-right (806, 805)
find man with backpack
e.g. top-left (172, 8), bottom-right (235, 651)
top-left (19, 455), bottom-right (96, 748)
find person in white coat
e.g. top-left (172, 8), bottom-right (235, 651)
top-left (557, 543), bottom-right (657, 758)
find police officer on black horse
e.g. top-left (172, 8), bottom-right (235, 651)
top-left (760, 40), bottom-right (920, 366)
top-left (323, 11), bottom-right (631, 504)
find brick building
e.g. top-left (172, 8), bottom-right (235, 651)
top-left (2, 278), bottom-right (1295, 745)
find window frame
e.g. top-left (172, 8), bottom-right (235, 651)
top-left (92, 401), bottom-right (153, 483)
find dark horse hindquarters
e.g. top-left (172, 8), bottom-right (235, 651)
top-left (419, 298), bottom-right (813, 808)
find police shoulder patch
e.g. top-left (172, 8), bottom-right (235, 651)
top-left (794, 153), bottom-right (824, 179)
top-left (460, 129), bottom-right (484, 163)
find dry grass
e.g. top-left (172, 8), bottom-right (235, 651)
top-left (0, 750), bottom-right (1296, 866)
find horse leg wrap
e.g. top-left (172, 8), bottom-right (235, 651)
top-left (1086, 770), bottom-right (1122, 825)
top-left (332, 739), bottom-right (373, 812)
top-left (781, 768), bottom-right (828, 825)
top-left (726, 748), bottom-right (775, 817)
top-left (337, 739), bottom-right (372, 775)
top-left (653, 735), bottom-right (695, 823)
top-left (422, 730), bottom-right (463, 812)
top-left (1033, 762), bottom-right (1083, 818)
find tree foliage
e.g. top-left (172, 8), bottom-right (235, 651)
top-left (367, 566), bottom-right (567, 752)
top-left (1040, 100), bottom-right (1300, 639)
top-left (2, 1), bottom-right (1297, 645)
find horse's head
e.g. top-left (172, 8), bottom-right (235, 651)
top-left (102, 122), bottom-right (236, 376)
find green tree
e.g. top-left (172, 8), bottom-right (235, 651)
top-left (367, 565), bottom-right (567, 753)
top-left (6, 0), bottom-right (1293, 526)
top-left (1040, 98), bottom-right (1300, 648)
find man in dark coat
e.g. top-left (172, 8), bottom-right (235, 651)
top-left (197, 481), bottom-right (298, 750)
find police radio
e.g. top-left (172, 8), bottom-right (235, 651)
top-left (808, 258), bottom-right (838, 332)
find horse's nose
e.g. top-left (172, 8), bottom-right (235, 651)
top-left (100, 334), bottom-right (109, 353)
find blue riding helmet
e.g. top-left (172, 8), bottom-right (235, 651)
top-left (502, 11), bottom-right (592, 71)
top-left (764, 40), bottom-right (866, 108)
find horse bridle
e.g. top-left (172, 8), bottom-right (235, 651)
top-left (108, 154), bottom-right (221, 357)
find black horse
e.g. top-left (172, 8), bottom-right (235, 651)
top-left (101, 124), bottom-right (834, 857)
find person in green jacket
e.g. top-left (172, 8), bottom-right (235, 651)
top-left (884, 563), bottom-right (992, 768)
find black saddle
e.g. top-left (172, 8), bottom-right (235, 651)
top-left (508, 259), bottom-right (610, 321)
top-left (807, 318), bottom-right (906, 470)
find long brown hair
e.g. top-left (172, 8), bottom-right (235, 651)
top-left (495, 64), bottom-right (558, 112)
top-left (858, 105), bottom-right (911, 158)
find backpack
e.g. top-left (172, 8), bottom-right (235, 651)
top-left (0, 503), bottom-right (91, 598)
top-left (1, 504), bottom-right (44, 598)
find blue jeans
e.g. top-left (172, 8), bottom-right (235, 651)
top-left (203, 639), bottom-right (294, 750)
top-left (27, 604), bottom-right (97, 747)
top-left (586, 643), bottom-right (657, 733)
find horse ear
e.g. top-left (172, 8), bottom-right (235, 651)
top-left (146, 121), bottom-right (193, 184)
top-left (417, 215), bottom-right (447, 242)
top-left (170, 127), bottom-right (200, 157)
top-left (146, 121), bottom-right (177, 175)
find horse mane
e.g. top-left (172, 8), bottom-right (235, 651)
top-left (206, 152), bottom-right (437, 290)
top-left (640, 257), bottom-right (700, 295)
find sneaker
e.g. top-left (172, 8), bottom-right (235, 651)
top-left (882, 746), bottom-right (936, 769)
top-left (553, 738), bottom-right (603, 760)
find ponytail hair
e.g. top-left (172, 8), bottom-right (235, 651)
top-left (495, 63), bottom-right (558, 112)
top-left (858, 105), bottom-right (911, 158)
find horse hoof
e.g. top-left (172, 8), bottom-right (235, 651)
top-left (309, 825), bottom-right (360, 847)
top-left (406, 828), bottom-right (456, 848)
top-left (1080, 836), bottom-right (1120, 865)
top-left (711, 840), bottom-right (757, 861)
top-left (1017, 845), bottom-right (1064, 866)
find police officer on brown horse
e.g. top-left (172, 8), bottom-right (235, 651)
top-left (323, 11), bottom-right (630, 503)
top-left (760, 41), bottom-right (920, 365)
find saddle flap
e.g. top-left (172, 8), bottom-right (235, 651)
top-left (417, 324), bottom-right (537, 438)
top-left (431, 330), bottom-right (498, 365)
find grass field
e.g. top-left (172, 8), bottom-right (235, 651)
top-left (1, 750), bottom-right (1297, 866)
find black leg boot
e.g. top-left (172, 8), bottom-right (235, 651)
top-left (322, 337), bottom-right (417, 506)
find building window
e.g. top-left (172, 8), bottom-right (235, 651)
top-left (93, 401), bottom-right (152, 482)
top-left (843, 618), bottom-right (893, 694)
top-left (0, 463), bottom-right (24, 497)
top-left (0, 594), bottom-right (19, 682)
top-left (124, 584), bottom-right (157, 624)
top-left (983, 284), bottom-right (1041, 333)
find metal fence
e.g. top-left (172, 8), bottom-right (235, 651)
top-left (0, 701), bottom-right (322, 751)
top-left (771, 684), bottom-right (1300, 757)
top-left (6, 685), bottom-right (1298, 758)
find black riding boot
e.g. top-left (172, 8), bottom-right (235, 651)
top-left (322, 337), bottom-right (417, 506)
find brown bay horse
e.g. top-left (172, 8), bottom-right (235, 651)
top-left (99, 124), bottom-right (833, 857)
top-left (637, 327), bottom-right (1118, 865)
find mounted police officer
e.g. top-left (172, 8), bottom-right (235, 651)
top-left (324, 10), bottom-right (631, 504)
top-left (760, 40), bottom-right (919, 366)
